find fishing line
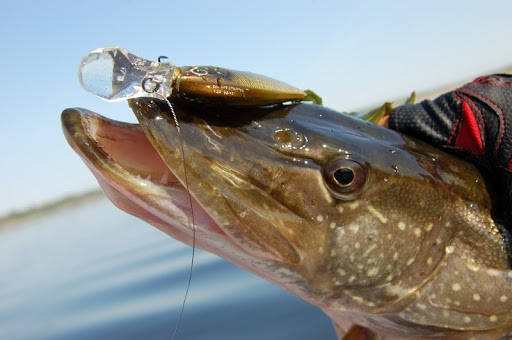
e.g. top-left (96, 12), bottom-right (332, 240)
top-left (162, 97), bottom-right (196, 340)
top-left (77, 47), bottom-right (197, 339)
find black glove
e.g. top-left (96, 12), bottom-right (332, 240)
top-left (389, 74), bottom-right (512, 228)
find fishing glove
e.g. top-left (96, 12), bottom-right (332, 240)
top-left (389, 74), bottom-right (512, 225)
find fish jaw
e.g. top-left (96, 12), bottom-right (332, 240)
top-left (60, 107), bottom-right (311, 292)
top-left (61, 108), bottom-right (225, 244)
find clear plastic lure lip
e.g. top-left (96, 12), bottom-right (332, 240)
top-left (78, 47), bottom-right (175, 102)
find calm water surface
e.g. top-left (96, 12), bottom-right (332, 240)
top-left (0, 197), bottom-right (337, 339)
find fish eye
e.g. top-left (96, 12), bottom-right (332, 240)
top-left (333, 167), bottom-right (355, 186)
top-left (324, 158), bottom-right (367, 200)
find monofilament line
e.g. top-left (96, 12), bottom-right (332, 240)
top-left (163, 97), bottom-right (196, 340)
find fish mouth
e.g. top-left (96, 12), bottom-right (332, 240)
top-left (61, 105), bottom-right (304, 280)
top-left (61, 108), bottom-right (229, 252)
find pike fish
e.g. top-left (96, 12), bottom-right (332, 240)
top-left (62, 94), bottom-right (512, 338)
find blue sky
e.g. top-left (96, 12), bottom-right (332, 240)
top-left (1, 0), bottom-right (512, 215)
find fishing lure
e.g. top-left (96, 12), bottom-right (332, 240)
top-left (78, 46), bottom-right (322, 106)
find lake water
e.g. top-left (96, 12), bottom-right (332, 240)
top-left (0, 197), bottom-right (337, 339)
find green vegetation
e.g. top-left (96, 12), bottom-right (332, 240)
top-left (303, 89), bottom-right (323, 105)
top-left (0, 189), bottom-right (104, 227)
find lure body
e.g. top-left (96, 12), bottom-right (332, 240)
top-left (171, 65), bottom-right (307, 106)
top-left (79, 47), bottom-right (319, 106)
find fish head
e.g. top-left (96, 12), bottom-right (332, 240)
top-left (62, 99), bottom-right (510, 336)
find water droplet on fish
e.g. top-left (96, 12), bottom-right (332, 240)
top-left (389, 149), bottom-right (396, 154)
top-left (392, 164), bottom-right (399, 174)
top-left (273, 128), bottom-right (307, 149)
top-left (466, 201), bottom-right (477, 210)
top-left (251, 121), bottom-right (262, 128)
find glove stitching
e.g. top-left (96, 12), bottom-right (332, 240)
top-left (447, 93), bottom-right (463, 145)
top-left (473, 75), bottom-right (512, 88)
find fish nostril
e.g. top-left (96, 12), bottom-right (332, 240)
top-left (275, 130), bottom-right (292, 143)
top-left (273, 128), bottom-right (307, 150)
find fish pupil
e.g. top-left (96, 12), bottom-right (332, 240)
top-left (334, 168), bottom-right (354, 186)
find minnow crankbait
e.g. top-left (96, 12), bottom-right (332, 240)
top-left (78, 46), bottom-right (321, 106)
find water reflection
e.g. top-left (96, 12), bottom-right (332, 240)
top-left (0, 198), bottom-right (336, 339)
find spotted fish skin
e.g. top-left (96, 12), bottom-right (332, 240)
top-left (120, 98), bottom-right (512, 338)
top-left (62, 95), bottom-right (512, 339)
